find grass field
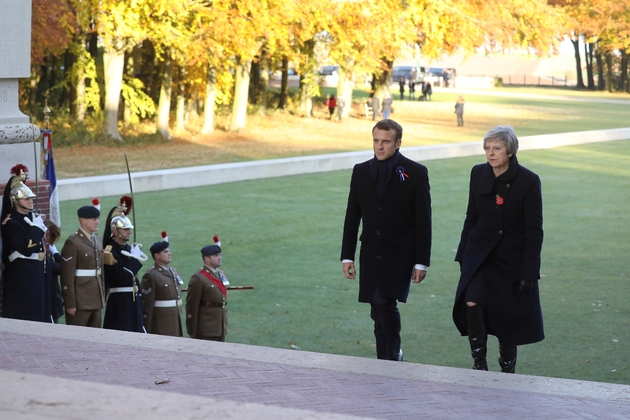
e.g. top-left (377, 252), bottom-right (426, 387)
top-left (50, 86), bottom-right (630, 384)
top-left (57, 135), bottom-right (630, 385)
top-left (52, 86), bottom-right (630, 178)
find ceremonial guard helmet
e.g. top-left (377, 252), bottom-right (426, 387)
top-left (7, 164), bottom-right (36, 206)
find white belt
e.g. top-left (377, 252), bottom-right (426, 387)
top-left (109, 287), bottom-right (134, 293)
top-left (9, 251), bottom-right (42, 262)
top-left (154, 299), bottom-right (182, 308)
top-left (75, 269), bottom-right (98, 277)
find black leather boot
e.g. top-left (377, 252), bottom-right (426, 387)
top-left (499, 341), bottom-right (517, 373)
top-left (466, 305), bottom-right (488, 371)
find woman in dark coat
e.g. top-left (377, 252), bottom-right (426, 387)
top-left (453, 125), bottom-right (544, 373)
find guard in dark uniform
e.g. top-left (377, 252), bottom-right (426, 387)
top-left (186, 240), bottom-right (229, 341)
top-left (60, 203), bottom-right (105, 328)
top-left (1, 165), bottom-right (51, 322)
top-left (141, 233), bottom-right (183, 336)
top-left (102, 198), bottom-right (148, 332)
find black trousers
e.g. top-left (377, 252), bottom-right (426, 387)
top-left (370, 290), bottom-right (401, 360)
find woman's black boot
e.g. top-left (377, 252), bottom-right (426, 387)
top-left (498, 341), bottom-right (517, 373)
top-left (466, 305), bottom-right (488, 371)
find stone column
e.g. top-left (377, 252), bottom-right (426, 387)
top-left (0, 0), bottom-right (42, 312)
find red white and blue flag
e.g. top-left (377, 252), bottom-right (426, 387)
top-left (42, 129), bottom-right (61, 235)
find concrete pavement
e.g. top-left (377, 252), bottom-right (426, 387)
top-left (1, 318), bottom-right (629, 419)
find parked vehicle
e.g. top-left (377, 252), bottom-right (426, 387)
top-left (391, 65), bottom-right (426, 83)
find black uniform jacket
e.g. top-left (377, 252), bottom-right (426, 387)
top-left (1, 210), bottom-right (50, 322)
top-left (102, 239), bottom-right (144, 332)
top-left (453, 155), bottom-right (544, 345)
top-left (341, 154), bottom-right (432, 303)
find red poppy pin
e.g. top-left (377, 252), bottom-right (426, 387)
top-left (495, 194), bottom-right (504, 206)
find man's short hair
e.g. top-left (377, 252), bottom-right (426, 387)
top-left (373, 119), bottom-right (403, 141)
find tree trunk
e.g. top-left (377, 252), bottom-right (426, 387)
top-left (299, 39), bottom-right (315, 118)
top-left (621, 51), bottom-right (628, 93)
top-left (250, 59), bottom-right (261, 105)
top-left (156, 50), bottom-right (173, 140)
top-left (278, 55), bottom-right (288, 109)
top-left (103, 49), bottom-right (125, 140)
top-left (64, 49), bottom-right (77, 119)
top-left (123, 54), bottom-right (134, 125)
top-left (603, 53), bottom-right (613, 92)
top-left (585, 42), bottom-right (595, 90)
top-left (230, 58), bottom-right (251, 131)
top-left (571, 37), bottom-right (585, 89)
top-left (201, 66), bottom-right (216, 135)
top-left (175, 66), bottom-right (186, 132)
top-left (258, 52), bottom-right (270, 116)
top-left (596, 52), bottom-right (605, 91)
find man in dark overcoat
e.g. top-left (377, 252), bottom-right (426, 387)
top-left (341, 119), bottom-right (432, 361)
top-left (453, 125), bottom-right (544, 373)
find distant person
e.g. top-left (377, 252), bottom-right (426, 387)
top-left (452, 125), bottom-right (544, 373)
top-left (141, 233), bottom-right (183, 337)
top-left (186, 239), bottom-right (230, 341)
top-left (443, 71), bottom-right (450, 87)
top-left (326, 94), bottom-right (336, 120)
top-left (421, 82), bottom-right (428, 101)
top-left (455, 96), bottom-right (465, 127)
top-left (426, 82), bottom-right (432, 101)
top-left (381, 92), bottom-right (393, 119)
top-left (409, 80), bottom-right (415, 100)
top-left (371, 95), bottom-right (380, 121)
top-left (336, 96), bottom-right (346, 122)
top-left (341, 119), bottom-right (432, 362)
top-left (398, 79), bottom-right (405, 101)
top-left (60, 203), bottom-right (106, 328)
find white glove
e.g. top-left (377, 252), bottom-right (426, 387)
top-left (33, 214), bottom-right (47, 231)
top-left (121, 243), bottom-right (149, 262)
top-left (49, 244), bottom-right (58, 255)
top-left (130, 244), bottom-right (143, 259)
top-left (24, 214), bottom-right (48, 232)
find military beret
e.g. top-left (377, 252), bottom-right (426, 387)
top-left (201, 244), bottom-right (221, 257)
top-left (77, 205), bottom-right (100, 218)
top-left (150, 241), bottom-right (169, 256)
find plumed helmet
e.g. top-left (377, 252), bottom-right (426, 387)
top-left (8, 164), bottom-right (36, 205)
top-left (109, 196), bottom-right (134, 229)
top-left (111, 214), bottom-right (134, 229)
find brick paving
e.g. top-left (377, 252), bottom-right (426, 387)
top-left (1, 324), bottom-right (630, 419)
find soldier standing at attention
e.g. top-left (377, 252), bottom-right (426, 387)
top-left (102, 197), bottom-right (147, 332)
top-left (140, 232), bottom-right (184, 336)
top-left (60, 201), bottom-right (105, 327)
top-left (1, 165), bottom-right (50, 322)
top-left (186, 237), bottom-right (229, 341)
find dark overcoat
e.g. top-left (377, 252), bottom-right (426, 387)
top-left (341, 154), bottom-right (432, 303)
top-left (102, 239), bottom-right (144, 332)
top-left (1, 210), bottom-right (50, 322)
top-left (453, 155), bottom-right (544, 345)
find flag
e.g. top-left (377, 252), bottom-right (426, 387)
top-left (42, 129), bottom-right (61, 243)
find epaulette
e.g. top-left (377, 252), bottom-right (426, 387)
top-left (1, 214), bottom-right (11, 225)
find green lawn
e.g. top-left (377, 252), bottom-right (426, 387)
top-left (58, 138), bottom-right (630, 385)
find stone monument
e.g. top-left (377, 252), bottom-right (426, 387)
top-left (0, 0), bottom-right (44, 313)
